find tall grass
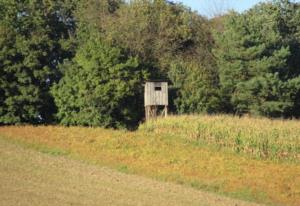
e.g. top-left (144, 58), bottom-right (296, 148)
top-left (0, 115), bottom-right (299, 205)
top-left (140, 115), bottom-right (300, 162)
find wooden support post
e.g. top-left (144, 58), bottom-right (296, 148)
top-left (154, 106), bottom-right (157, 119)
top-left (146, 105), bottom-right (168, 121)
top-left (145, 106), bottom-right (148, 121)
top-left (164, 106), bottom-right (168, 118)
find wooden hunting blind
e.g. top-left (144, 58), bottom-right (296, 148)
top-left (144, 81), bottom-right (168, 120)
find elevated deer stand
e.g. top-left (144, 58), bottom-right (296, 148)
top-left (144, 81), bottom-right (168, 121)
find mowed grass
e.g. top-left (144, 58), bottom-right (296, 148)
top-left (1, 138), bottom-right (260, 206)
top-left (0, 115), bottom-right (299, 206)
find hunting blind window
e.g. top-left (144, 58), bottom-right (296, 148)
top-left (155, 86), bottom-right (162, 91)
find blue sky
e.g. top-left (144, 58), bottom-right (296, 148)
top-left (176, 0), bottom-right (296, 17)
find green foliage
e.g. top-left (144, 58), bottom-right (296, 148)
top-left (1, 0), bottom-right (300, 126)
top-left (214, 0), bottom-right (300, 117)
top-left (51, 35), bottom-right (148, 128)
top-left (169, 61), bottom-right (221, 114)
top-left (232, 73), bottom-right (300, 117)
top-left (103, 0), bottom-right (209, 71)
top-left (0, 0), bottom-right (75, 124)
top-left (100, 0), bottom-right (219, 113)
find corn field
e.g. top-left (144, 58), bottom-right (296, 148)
top-left (140, 115), bottom-right (300, 162)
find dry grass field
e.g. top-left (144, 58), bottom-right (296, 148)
top-left (0, 138), bottom-right (262, 206)
top-left (0, 115), bottom-right (299, 205)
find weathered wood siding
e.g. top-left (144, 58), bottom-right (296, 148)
top-left (144, 82), bottom-right (168, 106)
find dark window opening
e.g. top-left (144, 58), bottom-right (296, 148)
top-left (155, 86), bottom-right (162, 91)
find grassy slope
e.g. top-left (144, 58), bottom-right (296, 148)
top-left (0, 138), bottom-right (260, 206)
top-left (0, 115), bottom-right (299, 205)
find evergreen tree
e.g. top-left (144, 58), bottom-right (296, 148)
top-left (0, 0), bottom-right (75, 124)
top-left (214, 0), bottom-right (300, 117)
top-left (168, 60), bottom-right (221, 114)
top-left (51, 35), bottom-right (148, 128)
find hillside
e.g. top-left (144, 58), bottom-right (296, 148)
top-left (0, 137), bottom-right (260, 206)
top-left (0, 115), bottom-right (299, 205)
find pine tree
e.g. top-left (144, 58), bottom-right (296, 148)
top-left (0, 0), bottom-right (75, 124)
top-left (214, 0), bottom-right (300, 117)
top-left (51, 35), bottom-right (148, 128)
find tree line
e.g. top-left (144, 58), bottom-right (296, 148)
top-left (1, 0), bottom-right (300, 128)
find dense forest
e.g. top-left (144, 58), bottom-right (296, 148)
top-left (1, 0), bottom-right (300, 128)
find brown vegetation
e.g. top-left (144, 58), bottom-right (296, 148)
top-left (0, 115), bottom-right (299, 205)
top-left (0, 138), bottom-right (260, 206)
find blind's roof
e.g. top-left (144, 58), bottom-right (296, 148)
top-left (145, 79), bottom-right (168, 83)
